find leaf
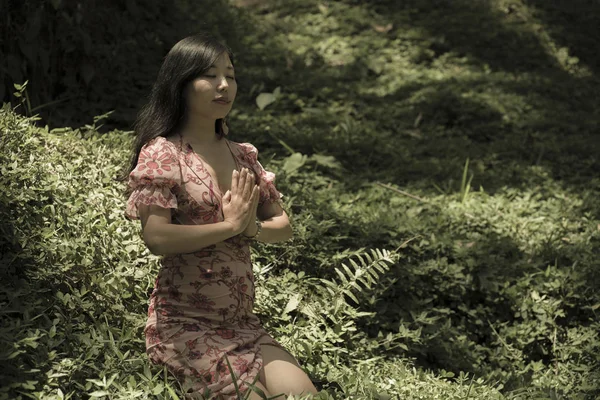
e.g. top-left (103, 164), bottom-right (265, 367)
top-left (166, 385), bottom-right (181, 399)
top-left (89, 391), bottom-right (111, 397)
top-left (256, 86), bottom-right (281, 110)
top-left (373, 23), bottom-right (393, 33)
top-left (256, 93), bottom-right (276, 110)
top-left (245, 382), bottom-right (267, 399)
top-left (8, 350), bottom-right (25, 359)
top-left (334, 268), bottom-right (349, 285)
top-left (299, 304), bottom-right (319, 319)
top-left (283, 293), bottom-right (301, 314)
top-left (342, 264), bottom-right (354, 281)
top-left (310, 154), bottom-right (343, 170)
top-left (344, 290), bottom-right (359, 304)
top-left (282, 152), bottom-right (307, 174)
top-left (152, 383), bottom-right (164, 395)
top-left (224, 356), bottom-right (240, 394)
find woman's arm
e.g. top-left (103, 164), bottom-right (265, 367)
top-left (139, 204), bottom-right (239, 256)
top-left (139, 168), bottom-right (259, 255)
top-left (245, 201), bottom-right (293, 243)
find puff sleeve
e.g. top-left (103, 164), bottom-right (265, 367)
top-left (238, 143), bottom-right (284, 206)
top-left (125, 137), bottom-right (181, 220)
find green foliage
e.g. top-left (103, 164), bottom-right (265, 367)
top-left (0, 105), bottom-right (510, 399)
top-left (2, 0), bottom-right (600, 398)
top-left (0, 105), bottom-right (174, 398)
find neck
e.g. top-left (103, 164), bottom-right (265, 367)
top-left (180, 113), bottom-right (220, 147)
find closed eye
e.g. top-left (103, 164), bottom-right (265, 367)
top-left (202, 75), bottom-right (236, 80)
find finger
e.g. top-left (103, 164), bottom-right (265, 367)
top-left (223, 190), bottom-right (231, 203)
top-left (248, 172), bottom-right (256, 191)
top-left (252, 185), bottom-right (260, 210)
top-left (243, 171), bottom-right (254, 199)
top-left (231, 170), bottom-right (239, 196)
top-left (238, 168), bottom-right (248, 197)
top-left (249, 188), bottom-right (259, 218)
top-left (248, 188), bottom-right (259, 219)
top-left (244, 186), bottom-right (257, 216)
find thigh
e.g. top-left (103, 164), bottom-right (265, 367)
top-left (259, 344), bottom-right (317, 398)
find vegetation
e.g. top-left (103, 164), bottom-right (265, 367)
top-left (2, 0), bottom-right (599, 399)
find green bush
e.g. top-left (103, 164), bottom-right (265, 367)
top-left (0, 105), bottom-right (510, 399)
top-left (0, 104), bottom-right (165, 398)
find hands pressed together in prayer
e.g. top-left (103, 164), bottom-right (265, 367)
top-left (222, 168), bottom-right (260, 237)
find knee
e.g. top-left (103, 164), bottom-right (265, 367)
top-left (261, 363), bottom-right (317, 397)
top-left (260, 344), bottom-right (317, 396)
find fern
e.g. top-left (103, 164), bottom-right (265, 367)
top-left (319, 248), bottom-right (396, 315)
top-left (291, 248), bottom-right (398, 374)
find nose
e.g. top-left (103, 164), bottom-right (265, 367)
top-left (217, 76), bottom-right (228, 92)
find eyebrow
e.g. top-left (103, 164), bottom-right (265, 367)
top-left (209, 64), bottom-right (234, 70)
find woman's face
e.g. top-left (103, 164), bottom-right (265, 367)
top-left (185, 52), bottom-right (237, 121)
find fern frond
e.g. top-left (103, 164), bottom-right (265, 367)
top-left (321, 248), bottom-right (396, 307)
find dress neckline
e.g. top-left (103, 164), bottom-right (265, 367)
top-left (176, 132), bottom-right (241, 197)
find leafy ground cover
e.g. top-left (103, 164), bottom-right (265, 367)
top-left (2, 0), bottom-right (600, 399)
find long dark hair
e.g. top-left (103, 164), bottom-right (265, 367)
top-left (118, 33), bottom-right (235, 196)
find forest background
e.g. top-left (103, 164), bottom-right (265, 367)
top-left (1, 0), bottom-right (599, 399)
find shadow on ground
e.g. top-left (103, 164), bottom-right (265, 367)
top-left (234, 0), bottom-right (600, 198)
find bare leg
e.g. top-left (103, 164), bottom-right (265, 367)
top-left (259, 344), bottom-right (318, 398)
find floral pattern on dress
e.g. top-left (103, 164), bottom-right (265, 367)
top-left (125, 137), bottom-right (180, 219)
top-left (138, 144), bottom-right (177, 176)
top-left (233, 142), bottom-right (284, 207)
top-left (125, 135), bottom-right (296, 399)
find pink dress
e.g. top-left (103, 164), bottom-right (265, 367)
top-left (125, 134), bottom-right (293, 399)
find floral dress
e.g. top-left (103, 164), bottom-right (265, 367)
top-left (125, 134), bottom-right (292, 399)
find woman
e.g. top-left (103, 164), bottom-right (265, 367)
top-left (122, 33), bottom-right (318, 399)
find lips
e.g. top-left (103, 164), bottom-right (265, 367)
top-left (213, 98), bottom-right (230, 104)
